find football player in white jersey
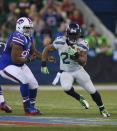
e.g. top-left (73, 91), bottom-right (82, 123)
top-left (41, 23), bottom-right (110, 117)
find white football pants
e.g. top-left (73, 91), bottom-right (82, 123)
top-left (0, 64), bottom-right (38, 89)
top-left (60, 67), bottom-right (96, 94)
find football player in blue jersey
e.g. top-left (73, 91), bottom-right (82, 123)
top-left (0, 17), bottom-right (54, 115)
top-left (0, 42), bottom-right (12, 113)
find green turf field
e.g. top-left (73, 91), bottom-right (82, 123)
top-left (0, 89), bottom-right (117, 131)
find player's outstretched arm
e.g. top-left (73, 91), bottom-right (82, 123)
top-left (30, 43), bottom-right (56, 62)
top-left (42, 44), bottom-right (56, 61)
top-left (41, 44), bottom-right (56, 74)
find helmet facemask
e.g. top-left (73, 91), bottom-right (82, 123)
top-left (23, 25), bottom-right (33, 37)
top-left (66, 23), bottom-right (81, 45)
top-left (67, 32), bottom-right (80, 45)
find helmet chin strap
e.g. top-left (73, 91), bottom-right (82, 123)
top-left (23, 33), bottom-right (29, 37)
top-left (23, 31), bottom-right (31, 37)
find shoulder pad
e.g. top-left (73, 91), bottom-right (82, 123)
top-left (12, 31), bottom-right (25, 46)
top-left (56, 36), bottom-right (65, 41)
top-left (54, 41), bottom-right (65, 45)
top-left (54, 36), bottom-right (66, 45)
top-left (13, 31), bottom-right (25, 39)
top-left (77, 39), bottom-right (89, 51)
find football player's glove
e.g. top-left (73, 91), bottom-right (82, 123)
top-left (41, 61), bottom-right (49, 74)
top-left (41, 67), bottom-right (49, 74)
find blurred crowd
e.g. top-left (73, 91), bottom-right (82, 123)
top-left (0, 0), bottom-right (117, 82)
top-left (0, 0), bottom-right (113, 53)
top-left (0, 0), bottom-right (86, 45)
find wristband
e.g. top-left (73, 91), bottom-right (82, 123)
top-left (41, 61), bottom-right (47, 67)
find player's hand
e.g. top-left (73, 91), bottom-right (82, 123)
top-left (31, 53), bottom-right (38, 61)
top-left (27, 53), bottom-right (37, 63)
top-left (41, 66), bottom-right (49, 74)
top-left (41, 61), bottom-right (49, 74)
top-left (68, 46), bottom-right (77, 56)
top-left (48, 56), bottom-right (56, 63)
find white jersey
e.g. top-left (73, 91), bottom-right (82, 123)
top-left (53, 36), bottom-right (89, 72)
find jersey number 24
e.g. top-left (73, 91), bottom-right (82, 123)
top-left (61, 52), bottom-right (70, 64)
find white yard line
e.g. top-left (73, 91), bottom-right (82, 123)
top-left (1, 85), bottom-right (117, 91)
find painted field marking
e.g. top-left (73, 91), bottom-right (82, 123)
top-left (0, 116), bottom-right (117, 126)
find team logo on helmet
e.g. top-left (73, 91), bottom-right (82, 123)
top-left (66, 23), bottom-right (81, 45)
top-left (17, 19), bottom-right (24, 25)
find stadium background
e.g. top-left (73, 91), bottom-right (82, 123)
top-left (0, 0), bottom-right (117, 85)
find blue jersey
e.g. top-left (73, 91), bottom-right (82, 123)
top-left (0, 31), bottom-right (34, 70)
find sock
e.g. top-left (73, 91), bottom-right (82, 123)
top-left (0, 86), bottom-right (5, 104)
top-left (90, 91), bottom-right (104, 111)
top-left (64, 87), bottom-right (80, 100)
top-left (29, 88), bottom-right (37, 107)
top-left (20, 84), bottom-right (29, 102)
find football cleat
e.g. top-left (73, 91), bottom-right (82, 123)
top-left (79, 96), bottom-right (89, 109)
top-left (100, 109), bottom-right (110, 117)
top-left (25, 107), bottom-right (42, 115)
top-left (0, 102), bottom-right (12, 113)
top-left (23, 100), bottom-right (42, 115)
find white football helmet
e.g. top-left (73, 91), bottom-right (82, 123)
top-left (16, 17), bottom-right (33, 36)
